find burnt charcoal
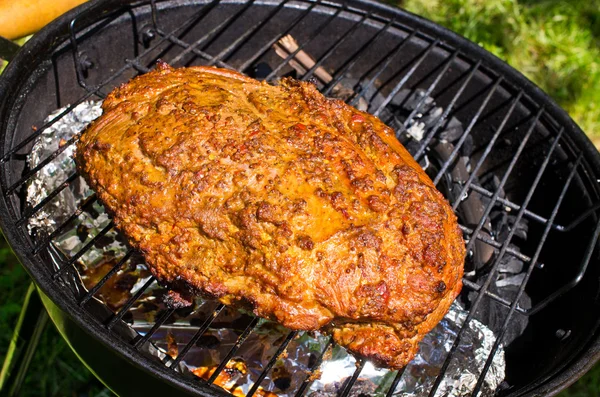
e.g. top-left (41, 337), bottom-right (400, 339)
top-left (121, 310), bottom-right (134, 325)
top-left (86, 204), bottom-right (101, 219)
top-left (76, 224), bottom-right (89, 242)
top-left (496, 273), bottom-right (526, 288)
top-left (175, 304), bottom-right (195, 318)
top-left (137, 301), bottom-right (159, 313)
top-left (490, 212), bottom-right (510, 241)
top-left (93, 233), bottom-right (115, 249)
top-left (381, 88), bottom-right (467, 165)
top-left (498, 256), bottom-right (524, 274)
top-left (212, 313), bottom-right (255, 331)
top-left (189, 317), bottom-right (207, 327)
top-left (488, 175), bottom-right (505, 197)
top-left (491, 211), bottom-right (529, 242)
top-left (464, 270), bottom-right (531, 347)
top-left (439, 117), bottom-right (464, 143)
top-left (509, 216), bottom-right (529, 240)
top-left (195, 335), bottom-right (220, 349)
top-left (307, 352), bottom-right (318, 369)
top-left (155, 309), bottom-right (176, 325)
top-left (379, 109), bottom-right (399, 132)
top-left (250, 62), bottom-right (273, 80)
top-left (422, 106), bottom-right (443, 129)
top-left (114, 273), bottom-right (138, 291)
top-left (115, 232), bottom-right (128, 245)
top-left (393, 126), bottom-right (421, 154)
top-left (392, 88), bottom-right (435, 114)
top-left (274, 377), bottom-right (292, 391)
top-left (460, 135), bottom-right (474, 157)
top-left (496, 380), bottom-right (512, 392)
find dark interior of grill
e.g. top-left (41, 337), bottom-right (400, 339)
top-left (1, 0), bottom-right (600, 396)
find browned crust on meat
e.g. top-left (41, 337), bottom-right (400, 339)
top-left (76, 63), bottom-right (465, 369)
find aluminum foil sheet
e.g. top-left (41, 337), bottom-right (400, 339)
top-left (25, 101), bottom-right (505, 396)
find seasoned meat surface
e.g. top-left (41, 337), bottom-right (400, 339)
top-left (76, 63), bottom-right (465, 369)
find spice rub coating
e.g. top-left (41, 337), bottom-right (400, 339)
top-left (76, 63), bottom-right (465, 369)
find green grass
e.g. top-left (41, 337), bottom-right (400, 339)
top-left (401, 0), bottom-right (600, 146)
top-left (0, 236), bottom-right (108, 396)
top-left (1, 0), bottom-right (600, 395)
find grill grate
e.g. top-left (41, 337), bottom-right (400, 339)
top-left (2, 0), bottom-right (600, 395)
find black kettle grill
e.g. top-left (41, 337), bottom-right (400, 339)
top-left (0, 0), bottom-right (599, 396)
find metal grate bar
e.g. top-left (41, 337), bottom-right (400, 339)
top-left (462, 279), bottom-right (526, 314)
top-left (207, 0), bottom-right (289, 67)
top-left (16, 173), bottom-right (79, 226)
top-left (558, 202), bottom-right (600, 232)
top-left (293, 336), bottom-right (334, 397)
top-left (429, 108), bottom-right (544, 397)
top-left (459, 224), bottom-right (532, 264)
top-left (52, 221), bottom-right (114, 280)
top-left (412, 60), bottom-right (482, 161)
top-left (31, 193), bottom-right (97, 255)
top-left (237, 0), bottom-right (322, 73)
top-left (0, 95), bottom-right (95, 164)
top-left (6, 134), bottom-right (80, 195)
top-left (127, 58), bottom-right (150, 74)
top-left (79, 249), bottom-right (134, 306)
top-left (433, 77), bottom-right (503, 185)
top-left (150, 0), bottom-right (219, 42)
top-left (132, 307), bottom-right (177, 349)
top-left (348, 29), bottom-right (417, 108)
top-left (385, 367), bottom-right (408, 397)
top-left (170, 0), bottom-right (258, 65)
top-left (338, 358), bottom-right (366, 397)
top-left (6, 0), bottom-right (214, 165)
top-left (401, 50), bottom-right (459, 128)
top-left (2, 62), bottom-right (136, 169)
top-left (472, 139), bottom-right (578, 396)
top-left (470, 182), bottom-right (600, 233)
top-left (451, 91), bottom-right (524, 211)
top-left (526, 221), bottom-right (600, 312)
top-left (463, 107), bottom-right (543, 255)
top-left (322, 18), bottom-right (394, 96)
top-left (150, 0), bottom-right (219, 32)
top-left (525, 198), bottom-right (600, 314)
top-left (300, 11), bottom-right (372, 82)
top-left (106, 276), bottom-right (156, 330)
top-left (246, 330), bottom-right (298, 397)
top-left (265, 6), bottom-right (346, 81)
top-left (372, 39), bottom-right (441, 117)
top-left (158, 32), bottom-right (233, 70)
top-left (468, 183), bottom-right (553, 226)
top-left (149, 0), bottom-right (224, 66)
top-left (5, 0), bottom-right (224, 193)
top-left (207, 317), bottom-right (260, 383)
top-left (169, 304), bottom-right (225, 368)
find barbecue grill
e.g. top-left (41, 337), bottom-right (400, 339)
top-left (1, 0), bottom-right (600, 395)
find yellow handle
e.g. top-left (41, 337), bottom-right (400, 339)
top-left (0, 0), bottom-right (88, 40)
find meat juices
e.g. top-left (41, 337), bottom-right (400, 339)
top-left (76, 63), bottom-right (465, 369)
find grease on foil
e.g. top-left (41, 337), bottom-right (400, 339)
top-left (26, 101), bottom-right (505, 396)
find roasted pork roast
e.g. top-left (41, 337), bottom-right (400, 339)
top-left (76, 63), bottom-right (465, 369)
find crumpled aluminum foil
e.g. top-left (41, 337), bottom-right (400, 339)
top-left (25, 101), bottom-right (505, 396)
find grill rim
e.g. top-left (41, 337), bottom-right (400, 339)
top-left (1, 0), bottom-right (600, 396)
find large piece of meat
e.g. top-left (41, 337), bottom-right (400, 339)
top-left (76, 63), bottom-right (465, 369)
